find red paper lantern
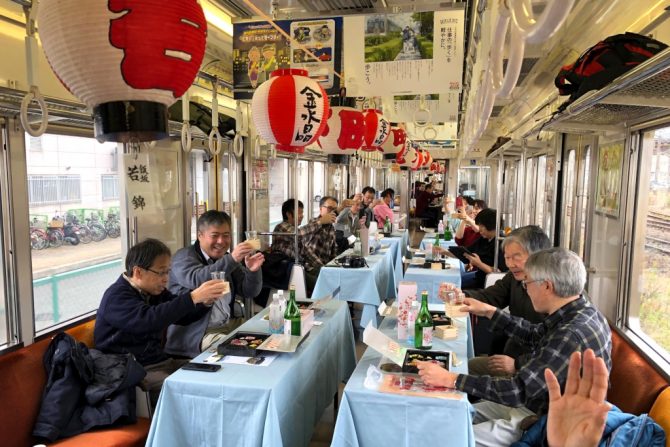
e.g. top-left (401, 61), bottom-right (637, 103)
top-left (318, 106), bottom-right (365, 156)
top-left (38, 0), bottom-right (207, 142)
top-left (423, 151), bottom-right (433, 167)
top-left (412, 150), bottom-right (424, 170)
top-left (381, 127), bottom-right (407, 158)
top-left (430, 161), bottom-right (439, 172)
top-left (252, 69), bottom-right (329, 153)
top-left (362, 109), bottom-right (390, 152)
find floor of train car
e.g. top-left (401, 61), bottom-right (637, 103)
top-left (309, 223), bottom-right (426, 446)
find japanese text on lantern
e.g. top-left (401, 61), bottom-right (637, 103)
top-left (127, 164), bottom-right (150, 183)
top-left (108, 0), bottom-right (207, 97)
top-left (373, 119), bottom-right (389, 146)
top-left (295, 86), bottom-right (322, 143)
top-left (337, 110), bottom-right (365, 149)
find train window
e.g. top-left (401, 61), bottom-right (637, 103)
top-left (457, 166), bottom-right (490, 202)
top-left (189, 150), bottom-right (212, 243)
top-left (523, 158), bottom-right (536, 224)
top-left (535, 155), bottom-right (547, 226)
top-left (628, 127), bottom-right (670, 360)
top-left (269, 157), bottom-right (289, 230)
top-left (313, 161), bottom-right (326, 217)
top-left (27, 133), bottom-right (122, 334)
top-left (562, 150), bottom-right (576, 248)
top-left (577, 146), bottom-right (591, 257)
top-left (297, 160), bottom-right (311, 220)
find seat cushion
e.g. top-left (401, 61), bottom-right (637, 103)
top-left (608, 328), bottom-right (668, 415)
top-left (48, 418), bottom-right (151, 447)
top-left (649, 387), bottom-right (670, 447)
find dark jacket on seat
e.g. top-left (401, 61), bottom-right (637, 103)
top-left (32, 333), bottom-right (146, 442)
top-left (165, 241), bottom-right (263, 358)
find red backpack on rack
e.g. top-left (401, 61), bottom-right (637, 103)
top-left (555, 32), bottom-right (667, 106)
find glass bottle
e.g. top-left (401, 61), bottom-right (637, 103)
top-left (384, 216), bottom-right (391, 234)
top-left (284, 284), bottom-right (301, 336)
top-left (414, 291), bottom-right (433, 350)
top-left (269, 294), bottom-right (284, 334)
top-left (444, 224), bottom-right (453, 241)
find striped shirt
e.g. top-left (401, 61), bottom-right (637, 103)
top-left (456, 296), bottom-right (611, 415)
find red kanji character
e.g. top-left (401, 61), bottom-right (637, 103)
top-left (336, 109), bottom-right (365, 150)
top-left (109, 0), bottom-right (207, 98)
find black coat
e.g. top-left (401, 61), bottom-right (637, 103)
top-left (32, 333), bottom-right (146, 442)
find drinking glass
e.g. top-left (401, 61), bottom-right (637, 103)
top-left (245, 230), bottom-right (261, 253)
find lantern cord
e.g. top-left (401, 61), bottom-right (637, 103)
top-left (241, 0), bottom-right (343, 81)
top-left (233, 132), bottom-right (244, 158)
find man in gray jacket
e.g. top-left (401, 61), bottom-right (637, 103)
top-left (465, 225), bottom-right (551, 376)
top-left (165, 211), bottom-right (264, 357)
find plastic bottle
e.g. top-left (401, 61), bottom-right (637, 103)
top-left (269, 294), bottom-right (284, 334)
top-left (277, 290), bottom-right (286, 314)
top-left (438, 220), bottom-right (444, 235)
top-left (407, 301), bottom-right (419, 346)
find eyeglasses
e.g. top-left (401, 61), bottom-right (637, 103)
top-left (145, 267), bottom-right (171, 277)
top-left (521, 279), bottom-right (545, 290)
top-left (322, 205), bottom-right (337, 212)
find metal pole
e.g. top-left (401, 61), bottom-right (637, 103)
top-left (494, 152), bottom-right (504, 270)
top-left (293, 153), bottom-right (299, 264)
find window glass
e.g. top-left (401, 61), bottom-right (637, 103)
top-left (269, 158), bottom-right (289, 230)
top-left (578, 146), bottom-right (591, 256)
top-left (189, 150), bottom-right (210, 243)
top-left (27, 133), bottom-right (122, 333)
top-left (297, 160), bottom-right (310, 221)
top-left (628, 127), bottom-right (670, 359)
top-left (562, 150), bottom-right (576, 248)
top-left (457, 166), bottom-right (490, 202)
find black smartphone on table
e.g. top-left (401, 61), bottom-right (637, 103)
top-left (181, 362), bottom-right (221, 372)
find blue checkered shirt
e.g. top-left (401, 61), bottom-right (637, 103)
top-left (456, 296), bottom-right (611, 415)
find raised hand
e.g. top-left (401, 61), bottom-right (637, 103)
top-left (245, 252), bottom-right (265, 272)
top-left (231, 241), bottom-right (254, 262)
top-left (546, 349), bottom-right (610, 447)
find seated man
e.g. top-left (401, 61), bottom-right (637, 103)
top-left (301, 196), bottom-right (339, 294)
top-left (359, 186), bottom-right (376, 228)
top-left (94, 238), bottom-right (228, 405)
top-left (373, 188), bottom-right (395, 228)
top-left (272, 198), bottom-right (305, 259)
top-left (334, 197), bottom-right (362, 253)
top-left (465, 225), bottom-right (551, 376)
top-left (418, 248), bottom-right (612, 447)
top-left (165, 211), bottom-right (264, 357)
top-left (460, 208), bottom-right (504, 289)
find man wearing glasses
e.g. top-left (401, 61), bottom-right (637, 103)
top-left (298, 196), bottom-right (340, 294)
top-left (418, 248), bottom-right (611, 447)
top-left (94, 238), bottom-right (229, 406)
top-left (165, 211), bottom-right (264, 358)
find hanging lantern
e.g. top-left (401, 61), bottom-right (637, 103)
top-left (361, 109), bottom-right (390, 152)
top-left (430, 161), bottom-right (439, 172)
top-left (381, 127), bottom-right (407, 162)
top-left (252, 69), bottom-right (329, 154)
top-left (318, 106), bottom-right (364, 164)
top-left (412, 149), bottom-right (424, 170)
top-left (399, 145), bottom-right (417, 170)
top-left (423, 151), bottom-right (433, 167)
top-left (38, 0), bottom-right (207, 142)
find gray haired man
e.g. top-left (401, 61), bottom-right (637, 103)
top-left (418, 248), bottom-right (612, 447)
top-left (465, 225), bottom-right (552, 376)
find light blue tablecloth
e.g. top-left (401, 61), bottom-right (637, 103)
top-left (403, 257), bottom-right (462, 304)
top-left (312, 238), bottom-right (400, 328)
top-left (331, 311), bottom-right (475, 447)
top-left (146, 299), bottom-right (356, 447)
top-left (420, 234), bottom-right (458, 250)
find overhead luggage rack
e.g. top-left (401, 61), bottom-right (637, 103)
top-left (529, 46), bottom-right (670, 135)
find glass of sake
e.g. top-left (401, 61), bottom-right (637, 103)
top-left (245, 230), bottom-right (261, 254)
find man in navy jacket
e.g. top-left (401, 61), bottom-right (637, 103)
top-left (95, 238), bottom-right (228, 405)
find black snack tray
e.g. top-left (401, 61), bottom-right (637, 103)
top-left (217, 331), bottom-right (270, 357)
top-left (430, 311), bottom-right (453, 327)
top-left (402, 349), bottom-right (450, 374)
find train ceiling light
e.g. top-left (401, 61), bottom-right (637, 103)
top-left (38, 0), bottom-right (208, 143)
top-left (318, 106), bottom-right (365, 163)
top-left (362, 109), bottom-right (390, 152)
top-left (252, 69), bottom-right (329, 154)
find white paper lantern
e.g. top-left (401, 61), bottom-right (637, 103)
top-left (318, 106), bottom-right (365, 156)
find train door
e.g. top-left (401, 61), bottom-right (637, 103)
top-left (625, 125), bottom-right (670, 362)
top-left (0, 119), bottom-right (13, 348)
top-left (584, 132), bottom-right (628, 320)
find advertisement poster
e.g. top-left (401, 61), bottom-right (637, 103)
top-left (233, 17), bottom-right (342, 99)
top-left (383, 93), bottom-right (459, 123)
top-left (595, 142), bottom-right (624, 217)
top-left (343, 10), bottom-right (464, 96)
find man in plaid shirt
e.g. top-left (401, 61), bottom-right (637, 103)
top-left (418, 247), bottom-right (611, 446)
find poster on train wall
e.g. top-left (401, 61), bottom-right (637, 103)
top-left (123, 151), bottom-right (179, 218)
top-left (595, 141), bottom-right (624, 218)
top-left (232, 17), bottom-right (343, 99)
top-left (343, 9), bottom-right (464, 96)
top-left (383, 93), bottom-right (459, 124)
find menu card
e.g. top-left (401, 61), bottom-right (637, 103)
top-left (363, 322), bottom-right (407, 366)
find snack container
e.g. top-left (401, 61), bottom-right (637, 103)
top-left (402, 349), bottom-right (451, 374)
top-left (217, 332), bottom-right (270, 357)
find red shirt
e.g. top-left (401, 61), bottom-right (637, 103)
top-left (455, 225), bottom-right (480, 247)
